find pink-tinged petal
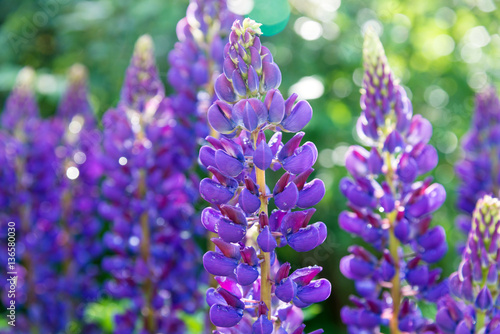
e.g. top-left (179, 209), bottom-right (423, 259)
top-left (220, 204), bottom-right (247, 225)
top-left (215, 276), bottom-right (242, 298)
top-left (206, 287), bottom-right (225, 307)
top-left (214, 74), bottom-right (237, 103)
top-left (407, 183), bottom-right (446, 217)
top-left (345, 146), bottom-right (369, 178)
top-left (211, 238), bottom-right (241, 260)
top-left (278, 132), bottom-right (305, 161)
top-left (290, 265), bottom-right (323, 286)
top-left (208, 102), bottom-right (235, 134)
top-left (274, 182), bottom-right (299, 211)
top-left (407, 115), bottom-right (432, 146)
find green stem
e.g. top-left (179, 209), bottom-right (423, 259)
top-left (388, 212), bottom-right (400, 334)
top-left (385, 152), bottom-right (400, 334)
top-left (254, 134), bottom-right (272, 318)
top-left (138, 170), bottom-right (155, 333)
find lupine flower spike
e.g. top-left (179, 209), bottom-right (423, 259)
top-left (0, 68), bottom-right (68, 332)
top-left (168, 0), bottom-right (240, 139)
top-left (456, 88), bottom-right (500, 248)
top-left (339, 28), bottom-right (448, 333)
top-left (100, 35), bottom-right (202, 333)
top-left (56, 64), bottom-right (103, 331)
top-left (199, 18), bottom-right (331, 333)
top-left (436, 195), bottom-right (500, 333)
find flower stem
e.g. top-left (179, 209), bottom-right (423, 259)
top-left (388, 212), bottom-right (401, 334)
top-left (384, 151), bottom-right (400, 334)
top-left (138, 170), bottom-right (155, 333)
top-left (254, 134), bottom-right (272, 318)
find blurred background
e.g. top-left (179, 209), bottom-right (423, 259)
top-left (1, 0), bottom-right (500, 332)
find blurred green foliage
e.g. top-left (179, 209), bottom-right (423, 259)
top-left (1, 0), bottom-right (500, 332)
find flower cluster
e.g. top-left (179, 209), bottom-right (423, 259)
top-left (455, 88), bottom-right (500, 242)
top-left (168, 0), bottom-right (240, 141)
top-left (99, 35), bottom-right (202, 333)
top-left (339, 29), bottom-right (448, 333)
top-left (56, 64), bottom-right (104, 329)
top-left (436, 195), bottom-right (500, 333)
top-left (199, 18), bottom-right (331, 333)
top-left (0, 68), bottom-right (69, 332)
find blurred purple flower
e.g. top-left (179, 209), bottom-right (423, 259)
top-left (339, 28), bottom-right (447, 333)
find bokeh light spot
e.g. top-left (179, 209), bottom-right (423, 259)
top-left (228, 0), bottom-right (254, 15)
top-left (328, 101), bottom-right (351, 125)
top-left (289, 76), bottom-right (324, 100)
top-left (425, 86), bottom-right (449, 108)
top-left (66, 166), bottom-right (80, 180)
top-left (248, 0), bottom-right (290, 36)
top-left (294, 18), bottom-right (323, 41)
top-left (432, 35), bottom-right (455, 57)
top-left (74, 151), bottom-right (86, 164)
top-left (436, 131), bottom-right (458, 154)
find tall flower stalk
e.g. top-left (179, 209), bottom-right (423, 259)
top-left (199, 18), bottom-right (331, 333)
top-left (100, 35), bottom-right (202, 333)
top-left (339, 29), bottom-right (448, 333)
top-left (436, 195), bottom-right (500, 333)
top-left (56, 64), bottom-right (103, 330)
top-left (168, 0), bottom-right (239, 134)
top-left (0, 68), bottom-right (68, 332)
top-left (455, 88), bottom-right (500, 244)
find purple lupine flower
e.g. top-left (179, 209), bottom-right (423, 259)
top-left (199, 18), bottom-right (331, 333)
top-left (455, 88), bottom-right (500, 247)
top-left (168, 0), bottom-right (240, 137)
top-left (339, 29), bottom-right (448, 333)
top-left (100, 35), bottom-right (202, 333)
top-left (1, 67), bottom-right (39, 131)
top-left (0, 68), bottom-right (70, 332)
top-left (55, 64), bottom-right (104, 329)
top-left (436, 195), bottom-right (500, 333)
